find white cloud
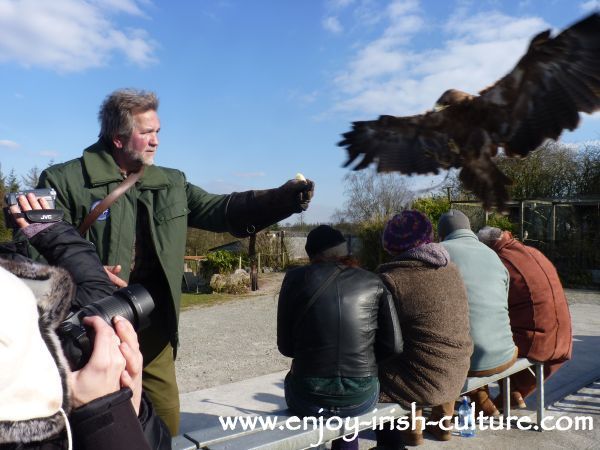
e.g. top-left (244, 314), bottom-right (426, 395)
top-left (89, 0), bottom-right (147, 17)
top-left (323, 16), bottom-right (343, 33)
top-left (580, 0), bottom-right (600, 12)
top-left (0, 0), bottom-right (157, 73)
top-left (332, 6), bottom-right (548, 117)
top-left (0, 139), bottom-right (19, 149)
top-left (333, 0), bottom-right (425, 107)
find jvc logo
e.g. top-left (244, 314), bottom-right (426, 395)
top-left (40, 215), bottom-right (53, 220)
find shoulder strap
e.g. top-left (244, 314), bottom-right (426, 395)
top-left (293, 265), bottom-right (342, 331)
top-left (78, 167), bottom-right (145, 236)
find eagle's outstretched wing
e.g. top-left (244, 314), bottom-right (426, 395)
top-left (477, 12), bottom-right (600, 156)
top-left (340, 112), bottom-right (461, 175)
top-left (338, 13), bottom-right (600, 209)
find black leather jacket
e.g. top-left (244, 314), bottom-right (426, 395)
top-left (277, 261), bottom-right (403, 377)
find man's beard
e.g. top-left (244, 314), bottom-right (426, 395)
top-left (123, 144), bottom-right (154, 166)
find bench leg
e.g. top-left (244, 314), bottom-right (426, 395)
top-left (502, 376), bottom-right (511, 420)
top-left (535, 362), bottom-right (545, 431)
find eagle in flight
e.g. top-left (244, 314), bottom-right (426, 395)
top-left (339, 13), bottom-right (600, 210)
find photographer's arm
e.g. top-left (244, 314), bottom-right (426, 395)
top-left (115, 315), bottom-right (172, 449)
top-left (69, 316), bottom-right (171, 450)
top-left (9, 194), bottom-right (114, 308)
top-left (7, 197), bottom-right (171, 448)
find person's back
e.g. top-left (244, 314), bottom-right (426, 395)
top-left (441, 229), bottom-right (516, 371)
top-left (478, 227), bottom-right (572, 404)
top-left (438, 210), bottom-right (516, 418)
top-left (280, 262), bottom-right (398, 378)
top-left (491, 232), bottom-right (572, 360)
top-left (277, 225), bottom-right (401, 450)
top-left (438, 211), bottom-right (516, 372)
top-left (374, 211), bottom-right (472, 447)
top-left (377, 259), bottom-right (472, 406)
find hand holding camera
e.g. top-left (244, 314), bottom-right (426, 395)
top-left (4, 189), bottom-right (63, 229)
top-left (69, 315), bottom-right (144, 415)
top-left (58, 284), bottom-right (154, 371)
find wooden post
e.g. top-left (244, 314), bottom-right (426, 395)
top-left (280, 230), bottom-right (285, 268)
top-left (551, 203), bottom-right (556, 242)
top-left (520, 201), bottom-right (525, 241)
top-left (249, 233), bottom-right (258, 291)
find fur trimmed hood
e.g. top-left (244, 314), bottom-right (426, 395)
top-left (0, 258), bottom-right (74, 444)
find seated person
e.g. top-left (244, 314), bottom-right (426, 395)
top-left (0, 194), bottom-right (170, 449)
top-left (277, 225), bottom-right (402, 450)
top-left (477, 226), bottom-right (572, 409)
top-left (376, 211), bottom-right (473, 447)
top-left (438, 210), bottom-right (517, 417)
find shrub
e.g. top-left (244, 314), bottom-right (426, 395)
top-left (203, 250), bottom-right (240, 275)
top-left (411, 196), bottom-right (450, 239)
top-left (210, 271), bottom-right (250, 294)
top-left (486, 213), bottom-right (516, 233)
top-left (357, 220), bottom-right (393, 271)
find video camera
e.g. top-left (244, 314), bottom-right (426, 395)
top-left (58, 284), bottom-right (155, 370)
top-left (3, 188), bottom-right (63, 228)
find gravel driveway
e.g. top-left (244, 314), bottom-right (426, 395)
top-left (175, 276), bottom-right (600, 394)
top-left (175, 273), bottom-right (289, 394)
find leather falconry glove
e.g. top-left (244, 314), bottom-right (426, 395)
top-left (226, 178), bottom-right (315, 237)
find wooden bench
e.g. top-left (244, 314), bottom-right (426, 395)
top-left (172, 358), bottom-right (544, 449)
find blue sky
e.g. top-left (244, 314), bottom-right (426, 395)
top-left (0, 0), bottom-right (599, 223)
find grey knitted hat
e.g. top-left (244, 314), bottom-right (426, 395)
top-left (438, 209), bottom-right (471, 239)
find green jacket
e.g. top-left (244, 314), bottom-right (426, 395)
top-left (38, 140), bottom-right (232, 349)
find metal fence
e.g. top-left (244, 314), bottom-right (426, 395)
top-left (451, 198), bottom-right (600, 286)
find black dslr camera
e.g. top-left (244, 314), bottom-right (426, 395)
top-left (58, 284), bottom-right (155, 370)
top-left (3, 188), bottom-right (63, 228)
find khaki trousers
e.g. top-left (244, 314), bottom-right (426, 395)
top-left (142, 343), bottom-right (180, 435)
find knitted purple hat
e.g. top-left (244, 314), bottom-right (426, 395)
top-left (382, 210), bottom-right (434, 255)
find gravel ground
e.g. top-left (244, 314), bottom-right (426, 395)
top-left (175, 277), bottom-right (600, 394)
top-left (175, 272), bottom-right (288, 394)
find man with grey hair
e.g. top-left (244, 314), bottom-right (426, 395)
top-left (477, 226), bottom-right (572, 410)
top-left (438, 209), bottom-right (517, 417)
top-left (37, 88), bottom-right (315, 434)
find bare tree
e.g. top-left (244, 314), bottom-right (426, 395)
top-left (333, 168), bottom-right (413, 224)
top-left (496, 142), bottom-right (579, 199)
top-left (21, 166), bottom-right (41, 189)
top-left (575, 143), bottom-right (600, 196)
top-left (445, 141), bottom-right (600, 202)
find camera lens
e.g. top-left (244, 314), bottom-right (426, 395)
top-left (81, 284), bottom-right (154, 330)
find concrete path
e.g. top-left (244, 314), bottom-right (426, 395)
top-left (178, 290), bottom-right (600, 448)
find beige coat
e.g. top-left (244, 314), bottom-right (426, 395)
top-left (377, 258), bottom-right (473, 407)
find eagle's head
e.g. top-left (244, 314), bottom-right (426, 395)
top-left (434, 89), bottom-right (473, 111)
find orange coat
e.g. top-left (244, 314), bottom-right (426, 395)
top-left (491, 233), bottom-right (572, 377)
